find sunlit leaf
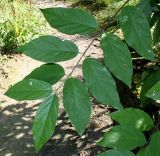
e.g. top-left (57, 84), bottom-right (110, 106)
top-left (98, 125), bottom-right (146, 150)
top-left (110, 108), bottom-right (154, 131)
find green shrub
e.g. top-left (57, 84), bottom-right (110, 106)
top-left (0, 0), bottom-right (46, 54)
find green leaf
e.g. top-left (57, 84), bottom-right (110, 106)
top-left (148, 132), bottom-right (160, 156)
top-left (98, 125), bottom-right (146, 150)
top-left (146, 81), bottom-right (160, 100)
top-left (33, 95), bottom-right (59, 153)
top-left (153, 19), bottom-right (160, 44)
top-left (82, 58), bottom-right (123, 110)
top-left (17, 35), bottom-right (79, 63)
top-left (5, 79), bottom-right (52, 101)
top-left (140, 71), bottom-right (160, 104)
top-left (136, 147), bottom-right (151, 156)
top-left (136, 0), bottom-right (152, 21)
top-left (118, 6), bottom-right (155, 60)
top-left (63, 78), bottom-right (92, 135)
top-left (110, 108), bottom-right (154, 131)
top-left (25, 63), bottom-right (65, 85)
top-left (100, 33), bottom-right (133, 87)
top-left (98, 149), bottom-right (136, 156)
top-left (41, 7), bottom-right (98, 35)
top-left (137, 132), bottom-right (160, 156)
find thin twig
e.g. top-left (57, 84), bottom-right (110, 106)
top-left (56, 0), bottom-right (129, 93)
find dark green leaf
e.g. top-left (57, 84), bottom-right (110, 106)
top-left (41, 7), bottom-right (98, 35)
top-left (137, 132), bottom-right (160, 156)
top-left (140, 71), bottom-right (160, 104)
top-left (33, 95), bottom-right (59, 153)
top-left (153, 19), bottom-right (160, 44)
top-left (101, 33), bottom-right (133, 87)
top-left (5, 79), bottom-right (52, 101)
top-left (63, 78), bottom-right (92, 135)
top-left (136, 0), bottom-right (152, 21)
top-left (118, 6), bottom-right (155, 60)
top-left (98, 149), bottom-right (135, 156)
top-left (17, 35), bottom-right (79, 63)
top-left (25, 63), bottom-right (65, 85)
top-left (110, 108), bottom-right (154, 131)
top-left (98, 125), bottom-right (146, 150)
top-left (82, 58), bottom-right (123, 110)
top-left (146, 81), bottom-right (160, 100)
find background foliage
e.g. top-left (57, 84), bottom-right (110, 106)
top-left (0, 0), bottom-right (46, 54)
top-left (4, 0), bottom-right (160, 155)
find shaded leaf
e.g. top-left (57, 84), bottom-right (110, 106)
top-left (140, 71), bottom-right (160, 104)
top-left (137, 132), bottom-right (160, 156)
top-left (153, 18), bottom-right (160, 44)
top-left (41, 7), bottom-right (98, 35)
top-left (118, 6), bottom-right (154, 60)
top-left (98, 149), bottom-right (136, 156)
top-left (98, 125), bottom-right (146, 150)
top-left (33, 95), bottom-right (59, 153)
top-left (110, 108), bottom-right (154, 131)
top-left (136, 0), bottom-right (152, 21)
top-left (63, 78), bottom-right (92, 135)
top-left (5, 79), bottom-right (52, 101)
top-left (25, 63), bottom-right (65, 85)
top-left (17, 35), bottom-right (79, 63)
top-left (146, 81), bottom-right (160, 100)
top-left (101, 33), bottom-right (133, 87)
top-left (82, 58), bottom-right (122, 110)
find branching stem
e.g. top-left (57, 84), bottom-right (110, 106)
top-left (56, 0), bottom-right (129, 93)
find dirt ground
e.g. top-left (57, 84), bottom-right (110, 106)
top-left (0, 1), bottom-right (113, 156)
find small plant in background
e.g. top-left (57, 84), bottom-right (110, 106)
top-left (0, 0), bottom-right (47, 54)
top-left (4, 0), bottom-right (160, 155)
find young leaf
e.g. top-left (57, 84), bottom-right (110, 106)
top-left (98, 149), bottom-right (136, 156)
top-left (118, 6), bottom-right (155, 60)
top-left (82, 58), bottom-right (123, 110)
top-left (100, 33), bottom-right (133, 87)
top-left (110, 108), bottom-right (154, 131)
top-left (17, 35), bottom-right (79, 63)
top-left (140, 71), bottom-right (160, 104)
top-left (98, 125), bottom-right (146, 150)
top-left (25, 63), bottom-right (65, 85)
top-left (33, 95), bottom-right (59, 153)
top-left (5, 79), bottom-right (52, 101)
top-left (41, 7), bottom-right (98, 35)
top-left (146, 81), bottom-right (160, 100)
top-left (63, 78), bottom-right (92, 135)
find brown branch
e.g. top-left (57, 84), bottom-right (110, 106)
top-left (56, 0), bottom-right (129, 93)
